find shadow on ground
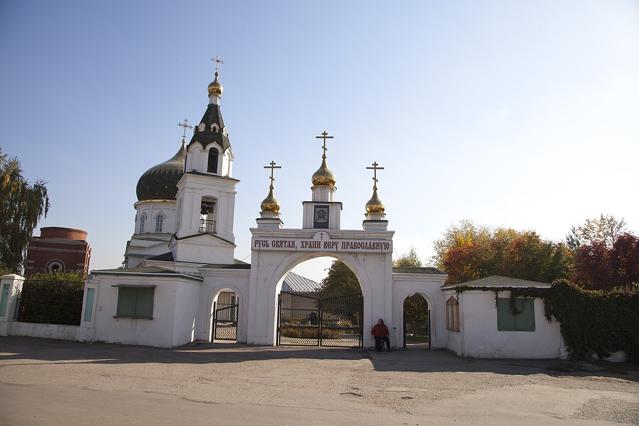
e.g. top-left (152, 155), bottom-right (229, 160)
top-left (1, 336), bottom-right (637, 381)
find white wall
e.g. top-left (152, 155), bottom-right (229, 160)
top-left (7, 322), bottom-right (93, 342)
top-left (445, 289), bottom-right (564, 359)
top-left (90, 274), bottom-right (202, 348)
top-left (391, 273), bottom-right (447, 349)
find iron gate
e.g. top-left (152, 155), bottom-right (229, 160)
top-left (277, 292), bottom-right (363, 348)
top-left (213, 303), bottom-right (239, 341)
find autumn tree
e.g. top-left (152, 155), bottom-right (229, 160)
top-left (433, 221), bottom-right (571, 285)
top-left (573, 233), bottom-right (639, 290)
top-left (0, 149), bottom-right (50, 273)
top-left (394, 247), bottom-right (422, 267)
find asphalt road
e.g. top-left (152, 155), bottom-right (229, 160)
top-left (0, 337), bottom-right (638, 425)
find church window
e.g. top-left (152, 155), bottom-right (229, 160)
top-left (496, 298), bottom-right (535, 332)
top-left (446, 296), bottom-right (460, 332)
top-left (139, 213), bottom-right (146, 233)
top-left (116, 286), bottom-right (155, 319)
top-left (199, 198), bottom-right (216, 233)
top-left (155, 214), bottom-right (164, 232)
top-left (207, 148), bottom-right (219, 173)
top-left (46, 260), bottom-right (65, 273)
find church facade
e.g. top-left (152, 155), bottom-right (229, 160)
top-left (76, 65), bottom-right (565, 358)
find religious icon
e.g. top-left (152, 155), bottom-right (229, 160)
top-left (313, 205), bottom-right (329, 229)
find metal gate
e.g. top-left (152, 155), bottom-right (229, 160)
top-left (277, 292), bottom-right (363, 348)
top-left (213, 303), bottom-right (239, 341)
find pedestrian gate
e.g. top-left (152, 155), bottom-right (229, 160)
top-left (277, 292), bottom-right (363, 348)
top-left (213, 303), bottom-right (239, 341)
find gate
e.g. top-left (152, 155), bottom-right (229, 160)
top-left (277, 292), bottom-right (363, 348)
top-left (213, 303), bottom-right (239, 341)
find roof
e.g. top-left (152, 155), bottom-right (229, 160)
top-left (443, 275), bottom-right (552, 289)
top-left (392, 266), bottom-right (444, 274)
top-left (91, 265), bottom-right (202, 282)
top-left (281, 272), bottom-right (322, 293)
top-left (146, 253), bottom-right (252, 269)
top-left (136, 143), bottom-right (186, 201)
top-left (188, 104), bottom-right (231, 152)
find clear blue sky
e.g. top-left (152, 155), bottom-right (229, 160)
top-left (1, 1), bottom-right (638, 280)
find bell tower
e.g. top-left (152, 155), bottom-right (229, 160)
top-left (171, 58), bottom-right (238, 264)
top-left (302, 131), bottom-right (342, 229)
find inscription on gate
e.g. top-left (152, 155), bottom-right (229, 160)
top-left (252, 237), bottom-right (392, 253)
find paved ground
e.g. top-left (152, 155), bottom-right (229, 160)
top-left (0, 337), bottom-right (638, 425)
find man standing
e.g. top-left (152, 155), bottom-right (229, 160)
top-left (371, 318), bottom-right (391, 352)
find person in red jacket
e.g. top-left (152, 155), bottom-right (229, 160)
top-left (371, 318), bottom-right (391, 352)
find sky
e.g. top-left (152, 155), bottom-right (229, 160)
top-left (1, 1), bottom-right (638, 281)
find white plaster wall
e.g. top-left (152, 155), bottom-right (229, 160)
top-left (447, 289), bottom-right (563, 359)
top-left (91, 274), bottom-right (202, 348)
top-left (8, 322), bottom-right (85, 341)
top-left (172, 281), bottom-right (201, 344)
top-left (171, 236), bottom-right (235, 264)
top-left (134, 201), bottom-right (177, 235)
top-left (185, 142), bottom-right (232, 177)
top-left (391, 273), bottom-right (447, 349)
top-left (195, 269), bottom-right (250, 342)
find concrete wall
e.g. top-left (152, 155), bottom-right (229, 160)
top-left (391, 273), bottom-right (447, 349)
top-left (7, 322), bottom-right (93, 342)
top-left (445, 289), bottom-right (564, 359)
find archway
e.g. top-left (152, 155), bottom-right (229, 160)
top-left (274, 255), bottom-right (364, 348)
top-left (403, 293), bottom-right (430, 350)
top-left (211, 288), bottom-right (240, 342)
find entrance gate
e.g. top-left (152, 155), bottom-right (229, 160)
top-left (277, 292), bottom-right (363, 347)
top-left (213, 303), bottom-right (239, 341)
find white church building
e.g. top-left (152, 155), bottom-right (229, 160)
top-left (0, 65), bottom-right (566, 359)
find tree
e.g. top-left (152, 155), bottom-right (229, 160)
top-left (566, 214), bottom-right (627, 250)
top-left (434, 221), bottom-right (571, 285)
top-left (394, 247), bottom-right (422, 267)
top-left (0, 148), bottom-right (50, 273)
top-left (319, 260), bottom-right (361, 297)
top-left (573, 233), bottom-right (639, 290)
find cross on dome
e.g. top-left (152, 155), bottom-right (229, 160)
top-left (315, 130), bottom-right (334, 159)
top-left (178, 119), bottom-right (193, 139)
top-left (366, 161), bottom-right (384, 189)
top-left (264, 160), bottom-right (281, 187)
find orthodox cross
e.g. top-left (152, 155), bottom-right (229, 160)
top-left (212, 56), bottom-right (224, 74)
top-left (366, 161), bottom-right (384, 189)
top-left (315, 131), bottom-right (334, 159)
top-left (178, 119), bottom-right (193, 138)
top-left (264, 160), bottom-right (281, 187)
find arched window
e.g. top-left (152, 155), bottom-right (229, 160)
top-left (155, 214), bottom-right (164, 233)
top-left (446, 296), bottom-right (460, 332)
top-left (207, 148), bottom-right (219, 173)
top-left (139, 213), bottom-right (146, 233)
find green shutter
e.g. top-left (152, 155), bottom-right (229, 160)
top-left (83, 288), bottom-right (95, 322)
top-left (515, 299), bottom-right (535, 331)
top-left (117, 287), bottom-right (137, 317)
top-left (496, 299), bottom-right (516, 331)
top-left (0, 284), bottom-right (9, 317)
top-left (135, 288), bottom-right (154, 318)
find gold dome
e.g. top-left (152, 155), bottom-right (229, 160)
top-left (365, 187), bottom-right (385, 214)
top-left (208, 72), bottom-right (223, 97)
top-left (260, 186), bottom-right (280, 213)
top-left (312, 157), bottom-right (336, 187)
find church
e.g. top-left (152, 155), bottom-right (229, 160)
top-left (79, 63), bottom-right (565, 359)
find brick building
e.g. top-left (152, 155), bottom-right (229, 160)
top-left (24, 227), bottom-right (92, 276)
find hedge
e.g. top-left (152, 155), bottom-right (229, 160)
top-left (17, 280), bottom-right (85, 325)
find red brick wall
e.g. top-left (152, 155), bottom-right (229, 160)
top-left (24, 228), bottom-right (92, 276)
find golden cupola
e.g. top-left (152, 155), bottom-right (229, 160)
top-left (365, 186), bottom-right (385, 215)
top-left (311, 156), bottom-right (336, 188)
top-left (208, 71), bottom-right (223, 97)
top-left (260, 184), bottom-right (280, 214)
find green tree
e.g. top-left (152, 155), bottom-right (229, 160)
top-left (319, 260), bottom-right (361, 297)
top-left (394, 247), bottom-right (422, 267)
top-left (566, 214), bottom-right (627, 250)
top-left (0, 148), bottom-right (50, 273)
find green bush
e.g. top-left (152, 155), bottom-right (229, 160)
top-left (17, 280), bottom-right (84, 325)
top-left (279, 326), bottom-right (341, 339)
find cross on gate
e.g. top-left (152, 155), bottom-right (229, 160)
top-left (366, 161), bottom-right (384, 188)
top-left (178, 119), bottom-right (193, 138)
top-left (264, 160), bottom-right (281, 186)
top-left (315, 130), bottom-right (334, 158)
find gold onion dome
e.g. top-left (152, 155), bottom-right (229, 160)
top-left (365, 187), bottom-right (385, 214)
top-left (208, 72), bottom-right (223, 97)
top-left (312, 157), bottom-right (336, 187)
top-left (260, 186), bottom-right (280, 213)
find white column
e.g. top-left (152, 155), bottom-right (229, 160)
top-left (0, 274), bottom-right (25, 336)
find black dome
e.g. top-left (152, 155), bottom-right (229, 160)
top-left (136, 144), bottom-right (186, 201)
